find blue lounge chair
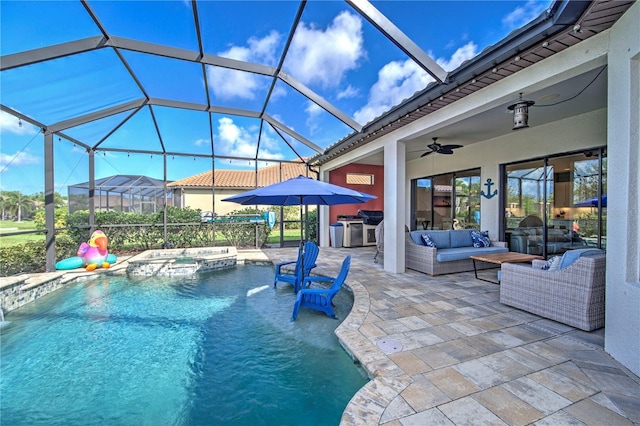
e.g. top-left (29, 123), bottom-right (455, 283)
top-left (274, 241), bottom-right (319, 292)
top-left (291, 255), bottom-right (351, 321)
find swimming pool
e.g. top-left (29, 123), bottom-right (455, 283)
top-left (0, 264), bottom-right (367, 425)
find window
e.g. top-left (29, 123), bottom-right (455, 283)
top-left (411, 168), bottom-right (480, 230)
top-left (346, 173), bottom-right (374, 185)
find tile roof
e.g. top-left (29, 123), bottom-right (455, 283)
top-left (168, 161), bottom-right (313, 189)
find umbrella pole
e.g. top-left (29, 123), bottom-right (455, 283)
top-left (299, 200), bottom-right (305, 291)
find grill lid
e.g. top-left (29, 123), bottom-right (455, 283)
top-left (357, 210), bottom-right (383, 225)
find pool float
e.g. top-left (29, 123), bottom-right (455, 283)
top-left (55, 230), bottom-right (117, 271)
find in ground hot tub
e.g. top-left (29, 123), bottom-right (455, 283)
top-left (126, 247), bottom-right (237, 276)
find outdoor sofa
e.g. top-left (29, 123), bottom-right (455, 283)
top-left (406, 229), bottom-right (508, 276)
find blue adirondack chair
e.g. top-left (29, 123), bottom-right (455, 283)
top-left (274, 241), bottom-right (319, 292)
top-left (291, 255), bottom-right (351, 321)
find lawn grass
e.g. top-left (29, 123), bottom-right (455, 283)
top-left (266, 228), bottom-right (302, 244)
top-left (0, 220), bottom-right (37, 230)
top-left (0, 220), bottom-right (44, 246)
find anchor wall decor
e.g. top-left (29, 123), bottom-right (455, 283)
top-left (480, 178), bottom-right (498, 199)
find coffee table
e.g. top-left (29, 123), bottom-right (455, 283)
top-left (469, 252), bottom-right (544, 284)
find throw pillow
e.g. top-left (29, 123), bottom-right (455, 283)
top-left (470, 230), bottom-right (491, 248)
top-left (421, 233), bottom-right (437, 248)
top-left (542, 255), bottom-right (562, 271)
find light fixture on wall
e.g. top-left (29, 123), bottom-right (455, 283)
top-left (507, 93), bottom-right (535, 130)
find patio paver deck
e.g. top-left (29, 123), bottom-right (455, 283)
top-left (262, 246), bottom-right (640, 426)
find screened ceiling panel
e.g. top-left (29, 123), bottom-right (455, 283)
top-left (258, 125), bottom-right (317, 161)
top-left (96, 107), bottom-right (163, 153)
top-left (88, 1), bottom-right (199, 52)
top-left (205, 65), bottom-right (274, 112)
top-left (0, 1), bottom-right (100, 55)
top-left (264, 79), bottom-right (353, 147)
top-left (198, 1), bottom-right (300, 67)
top-left (121, 51), bottom-right (207, 105)
top-left (93, 153), bottom-right (166, 181)
top-left (281, 0), bottom-right (407, 124)
top-left (153, 107), bottom-right (212, 155)
top-left (63, 110), bottom-right (135, 147)
top-left (211, 113), bottom-right (262, 160)
top-left (1, 49), bottom-right (142, 125)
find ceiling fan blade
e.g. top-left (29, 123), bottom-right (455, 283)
top-left (438, 149), bottom-right (454, 154)
top-left (440, 144), bottom-right (463, 150)
top-left (420, 151), bottom-right (433, 157)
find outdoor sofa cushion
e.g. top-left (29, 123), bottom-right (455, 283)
top-left (557, 248), bottom-right (604, 270)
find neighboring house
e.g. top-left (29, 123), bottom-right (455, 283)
top-left (168, 161), bottom-right (314, 215)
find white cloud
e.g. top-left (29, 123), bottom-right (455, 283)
top-left (337, 85), bottom-right (359, 100)
top-left (354, 42), bottom-right (478, 125)
top-left (503, 0), bottom-right (549, 30)
top-left (437, 42), bottom-right (478, 71)
top-left (305, 102), bottom-right (323, 135)
top-left (0, 149), bottom-right (41, 170)
top-left (0, 111), bottom-right (38, 136)
top-left (207, 31), bottom-right (281, 100)
top-left (194, 138), bottom-right (210, 147)
top-left (216, 117), bottom-right (283, 160)
top-left (286, 11), bottom-right (365, 89)
top-left (270, 84), bottom-right (288, 101)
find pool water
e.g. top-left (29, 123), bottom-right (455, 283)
top-left (0, 265), bottom-right (367, 425)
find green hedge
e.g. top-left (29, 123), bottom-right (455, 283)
top-left (0, 234), bottom-right (77, 276)
top-left (0, 207), bottom-right (272, 276)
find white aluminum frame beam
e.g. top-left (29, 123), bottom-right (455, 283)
top-left (347, 0), bottom-right (448, 83)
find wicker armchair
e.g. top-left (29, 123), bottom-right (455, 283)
top-left (500, 252), bottom-right (606, 331)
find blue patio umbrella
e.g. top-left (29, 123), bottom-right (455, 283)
top-left (222, 175), bottom-right (377, 243)
top-left (574, 194), bottom-right (607, 208)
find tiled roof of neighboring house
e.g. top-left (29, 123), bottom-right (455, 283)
top-left (168, 161), bottom-right (313, 189)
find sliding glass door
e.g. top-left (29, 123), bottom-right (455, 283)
top-left (454, 172), bottom-right (481, 229)
top-left (504, 149), bottom-right (606, 257)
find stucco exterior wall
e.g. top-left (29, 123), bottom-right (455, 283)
top-left (405, 108), bottom-right (607, 239)
top-left (328, 164), bottom-right (384, 223)
top-left (181, 189), bottom-right (245, 215)
top-left (605, 0), bottom-right (640, 377)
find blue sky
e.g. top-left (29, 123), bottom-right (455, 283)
top-left (0, 0), bottom-right (551, 196)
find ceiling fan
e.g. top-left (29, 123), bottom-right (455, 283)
top-left (419, 137), bottom-right (463, 157)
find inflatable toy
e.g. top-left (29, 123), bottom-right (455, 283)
top-left (55, 230), bottom-right (117, 271)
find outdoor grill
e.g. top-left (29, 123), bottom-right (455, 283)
top-left (358, 210), bottom-right (383, 246)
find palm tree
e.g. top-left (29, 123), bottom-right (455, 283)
top-left (0, 192), bottom-right (10, 220)
top-left (31, 191), bottom-right (66, 209)
top-left (3, 191), bottom-right (36, 222)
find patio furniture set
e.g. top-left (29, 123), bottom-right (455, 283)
top-left (403, 228), bottom-right (606, 332)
